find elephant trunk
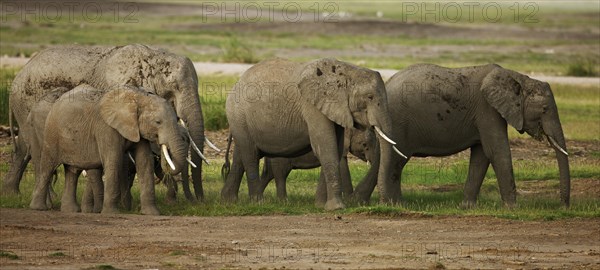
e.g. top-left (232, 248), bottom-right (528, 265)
top-left (160, 127), bottom-right (190, 176)
top-left (542, 116), bottom-right (570, 207)
top-left (370, 108), bottom-right (399, 203)
top-left (178, 89), bottom-right (205, 198)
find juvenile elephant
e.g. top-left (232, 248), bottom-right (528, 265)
top-left (6, 44), bottom-right (214, 202)
top-left (354, 64), bottom-right (570, 208)
top-left (29, 84), bottom-right (190, 215)
top-left (25, 88), bottom-right (104, 213)
top-left (222, 58), bottom-right (403, 210)
top-left (257, 128), bottom-right (375, 200)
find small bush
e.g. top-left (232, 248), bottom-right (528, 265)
top-left (566, 61), bottom-right (598, 77)
top-left (220, 37), bottom-right (258, 64)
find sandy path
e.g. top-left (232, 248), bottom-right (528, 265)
top-left (2, 57), bottom-right (599, 86)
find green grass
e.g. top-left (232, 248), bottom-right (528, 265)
top-left (0, 1), bottom-right (598, 75)
top-left (0, 69), bottom-right (17, 125)
top-left (0, 250), bottom-right (19, 260)
top-left (2, 152), bottom-right (598, 220)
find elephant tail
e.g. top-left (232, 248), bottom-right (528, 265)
top-left (221, 133), bottom-right (233, 180)
top-left (8, 98), bottom-right (17, 152)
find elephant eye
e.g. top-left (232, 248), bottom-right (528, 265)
top-left (367, 94), bottom-right (374, 100)
top-left (155, 120), bottom-right (162, 125)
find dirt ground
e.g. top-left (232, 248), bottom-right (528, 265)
top-left (0, 208), bottom-right (598, 270)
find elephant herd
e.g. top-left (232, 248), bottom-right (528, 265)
top-left (3, 44), bottom-right (571, 215)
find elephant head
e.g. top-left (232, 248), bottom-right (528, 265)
top-left (99, 86), bottom-right (190, 175)
top-left (482, 67), bottom-right (570, 207)
top-left (297, 58), bottom-right (403, 202)
top-left (97, 44), bottom-right (206, 196)
top-left (346, 128), bottom-right (377, 163)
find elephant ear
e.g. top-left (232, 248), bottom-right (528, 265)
top-left (297, 58), bottom-right (354, 129)
top-left (481, 68), bottom-right (524, 130)
top-left (100, 87), bottom-right (141, 142)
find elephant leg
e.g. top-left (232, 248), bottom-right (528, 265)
top-left (353, 147), bottom-right (383, 204)
top-left (257, 158), bottom-right (274, 198)
top-left (60, 166), bottom-right (81, 212)
top-left (3, 137), bottom-right (30, 194)
top-left (191, 160), bottom-right (204, 201)
top-left (272, 160), bottom-right (292, 200)
top-left (221, 146), bottom-right (245, 202)
top-left (315, 170), bottom-right (327, 206)
top-left (339, 157), bottom-right (353, 197)
top-left (461, 144), bottom-right (490, 209)
top-left (82, 169), bottom-right (103, 213)
top-left (180, 164), bottom-right (196, 202)
top-left (353, 153), bottom-right (406, 204)
top-left (101, 150), bottom-right (125, 214)
top-left (166, 176), bottom-right (177, 204)
top-left (239, 149), bottom-right (261, 201)
top-left (29, 157), bottom-right (58, 210)
top-left (135, 141), bottom-right (160, 215)
top-left (118, 164), bottom-right (135, 211)
top-left (307, 120), bottom-right (344, 210)
top-left (480, 129), bottom-right (517, 207)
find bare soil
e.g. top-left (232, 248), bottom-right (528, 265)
top-left (1, 208), bottom-right (599, 270)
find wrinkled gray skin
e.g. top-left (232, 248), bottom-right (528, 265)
top-left (29, 85), bottom-right (190, 215)
top-left (5, 44), bottom-right (206, 202)
top-left (354, 64), bottom-right (570, 208)
top-left (221, 58), bottom-right (397, 210)
top-left (258, 128), bottom-right (375, 200)
top-left (25, 88), bottom-right (104, 213)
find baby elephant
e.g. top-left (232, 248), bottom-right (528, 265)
top-left (29, 84), bottom-right (190, 215)
top-left (25, 88), bottom-right (104, 213)
top-left (257, 128), bottom-right (376, 200)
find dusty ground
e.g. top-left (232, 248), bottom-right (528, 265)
top-left (1, 208), bottom-right (599, 270)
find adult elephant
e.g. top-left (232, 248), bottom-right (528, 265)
top-left (5, 44), bottom-right (211, 200)
top-left (353, 63), bottom-right (570, 208)
top-left (257, 128), bottom-right (375, 200)
top-left (29, 85), bottom-right (190, 215)
top-left (221, 58), bottom-right (403, 210)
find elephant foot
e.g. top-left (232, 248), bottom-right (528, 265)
top-left (81, 204), bottom-right (94, 213)
top-left (460, 200), bottom-right (477, 210)
top-left (221, 192), bottom-right (238, 203)
top-left (61, 203), bottom-right (81, 213)
top-left (351, 191), bottom-right (371, 205)
top-left (503, 201), bottom-right (517, 209)
top-left (101, 205), bottom-right (120, 215)
top-left (141, 206), bottom-right (160, 216)
top-left (324, 198), bottom-right (345, 211)
top-left (30, 200), bottom-right (50, 211)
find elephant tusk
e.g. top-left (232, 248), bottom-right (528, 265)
top-left (128, 152), bottom-right (136, 165)
top-left (189, 137), bottom-right (210, 165)
top-left (180, 119), bottom-right (210, 164)
top-left (392, 146), bottom-right (408, 159)
top-left (548, 136), bottom-right (569, 156)
top-left (374, 126), bottom-right (397, 145)
top-left (205, 137), bottom-right (221, 152)
top-left (161, 144), bottom-right (176, 171)
top-left (187, 156), bottom-right (198, 168)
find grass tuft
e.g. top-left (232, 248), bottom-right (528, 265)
top-left (566, 60), bottom-right (598, 77)
top-left (0, 250), bottom-right (19, 260)
top-left (220, 36), bottom-right (258, 64)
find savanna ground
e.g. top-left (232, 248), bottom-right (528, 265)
top-left (0, 1), bottom-right (599, 269)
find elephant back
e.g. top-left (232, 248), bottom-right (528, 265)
top-left (9, 46), bottom-right (118, 126)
